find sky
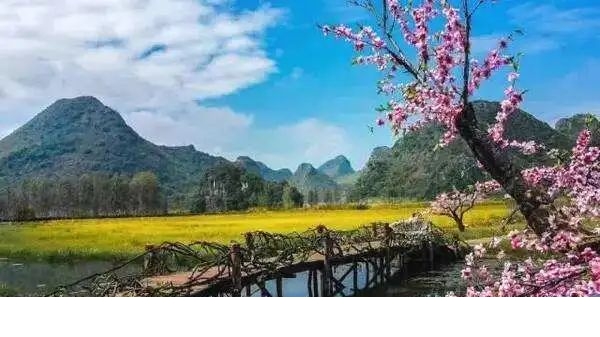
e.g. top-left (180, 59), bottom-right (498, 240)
top-left (0, 0), bottom-right (599, 171)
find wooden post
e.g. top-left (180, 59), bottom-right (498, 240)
top-left (230, 243), bottom-right (242, 297)
top-left (322, 235), bottom-right (333, 296)
top-left (379, 256), bottom-right (385, 284)
top-left (317, 225), bottom-right (333, 296)
top-left (352, 261), bottom-right (358, 293)
top-left (371, 223), bottom-right (379, 238)
top-left (383, 224), bottom-right (392, 279)
top-left (428, 240), bottom-right (434, 270)
top-left (244, 232), bottom-right (255, 263)
top-left (312, 269), bottom-right (319, 296)
top-left (276, 276), bottom-right (283, 297)
top-left (307, 270), bottom-right (313, 297)
top-left (245, 284), bottom-right (251, 297)
top-left (364, 260), bottom-right (370, 290)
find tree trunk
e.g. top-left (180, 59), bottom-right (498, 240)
top-left (456, 218), bottom-right (465, 232)
top-left (456, 103), bottom-right (552, 235)
top-left (452, 213), bottom-right (465, 232)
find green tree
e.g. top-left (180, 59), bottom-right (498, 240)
top-left (282, 184), bottom-right (303, 209)
top-left (130, 171), bottom-right (161, 215)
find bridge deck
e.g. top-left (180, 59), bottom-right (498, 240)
top-left (135, 241), bottom-right (430, 296)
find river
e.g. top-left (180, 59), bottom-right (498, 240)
top-left (0, 258), bottom-right (465, 297)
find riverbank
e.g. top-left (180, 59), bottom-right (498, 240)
top-left (0, 202), bottom-right (518, 262)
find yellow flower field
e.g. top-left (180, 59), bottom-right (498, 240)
top-left (0, 202), bottom-right (517, 261)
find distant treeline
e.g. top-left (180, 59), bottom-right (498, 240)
top-left (191, 164), bottom-right (303, 213)
top-left (0, 164), bottom-right (307, 221)
top-left (0, 171), bottom-right (165, 221)
top-left (304, 189), bottom-right (346, 205)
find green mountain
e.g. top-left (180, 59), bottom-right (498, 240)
top-left (317, 155), bottom-right (355, 179)
top-left (555, 113), bottom-right (600, 147)
top-left (234, 156), bottom-right (292, 182)
top-left (289, 163), bottom-right (338, 195)
top-left (352, 100), bottom-right (576, 200)
top-left (0, 96), bottom-right (229, 204)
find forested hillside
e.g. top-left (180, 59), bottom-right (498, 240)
top-left (351, 101), bottom-right (596, 200)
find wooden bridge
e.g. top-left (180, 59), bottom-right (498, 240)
top-left (49, 218), bottom-right (469, 297)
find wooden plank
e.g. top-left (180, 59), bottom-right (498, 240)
top-left (276, 277), bottom-right (283, 297)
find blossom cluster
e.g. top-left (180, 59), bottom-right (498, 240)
top-left (430, 179), bottom-right (502, 223)
top-left (462, 130), bottom-right (600, 296)
top-left (325, 0), bottom-right (532, 150)
top-left (522, 130), bottom-right (600, 217)
top-left (325, 0), bottom-right (600, 296)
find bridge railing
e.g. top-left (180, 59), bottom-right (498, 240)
top-left (48, 218), bottom-right (464, 297)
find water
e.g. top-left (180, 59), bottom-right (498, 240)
top-left (0, 258), bottom-right (141, 296)
top-left (359, 262), bottom-right (466, 297)
top-left (0, 258), bottom-right (465, 297)
top-left (242, 261), bottom-right (466, 297)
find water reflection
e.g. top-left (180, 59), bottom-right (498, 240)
top-left (0, 258), bottom-right (464, 297)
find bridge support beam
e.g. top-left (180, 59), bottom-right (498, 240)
top-left (230, 244), bottom-right (242, 297)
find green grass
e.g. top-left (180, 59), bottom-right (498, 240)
top-left (0, 202), bottom-right (518, 261)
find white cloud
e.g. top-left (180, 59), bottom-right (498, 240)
top-left (0, 1), bottom-right (367, 172)
top-left (0, 0), bottom-right (292, 167)
top-left (123, 104), bottom-right (253, 155)
top-left (509, 3), bottom-right (600, 34)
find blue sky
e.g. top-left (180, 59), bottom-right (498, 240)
top-left (0, 0), bottom-right (598, 170)
top-left (213, 0), bottom-right (600, 168)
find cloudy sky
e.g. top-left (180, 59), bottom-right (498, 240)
top-left (0, 0), bottom-right (599, 171)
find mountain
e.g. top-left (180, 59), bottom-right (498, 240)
top-left (234, 156), bottom-right (292, 182)
top-left (352, 100), bottom-right (575, 200)
top-left (0, 96), bottom-right (229, 203)
top-left (289, 163), bottom-right (338, 194)
top-left (555, 113), bottom-right (600, 147)
top-left (317, 155), bottom-right (355, 179)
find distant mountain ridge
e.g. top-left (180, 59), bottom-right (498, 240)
top-left (234, 156), bottom-right (292, 182)
top-left (351, 100), bottom-right (595, 200)
top-left (317, 155), bottom-right (355, 179)
top-left (289, 163), bottom-right (338, 194)
top-left (0, 96), bottom-right (353, 208)
top-left (2, 96), bottom-right (592, 206)
top-left (0, 96), bottom-right (229, 204)
top-left (555, 113), bottom-right (600, 147)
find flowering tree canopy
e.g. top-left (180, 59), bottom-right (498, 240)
top-left (430, 180), bottom-right (501, 231)
top-left (322, 0), bottom-right (553, 235)
top-left (325, 0), bottom-right (600, 296)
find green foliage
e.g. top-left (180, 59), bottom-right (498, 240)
top-left (192, 163), bottom-right (304, 213)
top-left (0, 171), bottom-right (165, 220)
top-left (282, 184), bottom-right (304, 209)
top-left (0, 96), bottom-right (229, 210)
top-left (555, 113), bottom-right (600, 147)
top-left (352, 101), bottom-right (577, 200)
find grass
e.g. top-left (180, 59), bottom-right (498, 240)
top-left (0, 202), bottom-right (518, 262)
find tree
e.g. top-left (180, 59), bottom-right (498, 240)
top-left (306, 190), bottom-right (318, 206)
top-left (430, 180), bottom-right (501, 231)
top-left (194, 164), bottom-right (249, 213)
top-left (326, 0), bottom-right (600, 296)
top-left (283, 184), bottom-right (303, 209)
top-left (130, 171), bottom-right (161, 215)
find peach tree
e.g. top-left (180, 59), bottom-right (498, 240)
top-left (324, 0), bottom-right (600, 296)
